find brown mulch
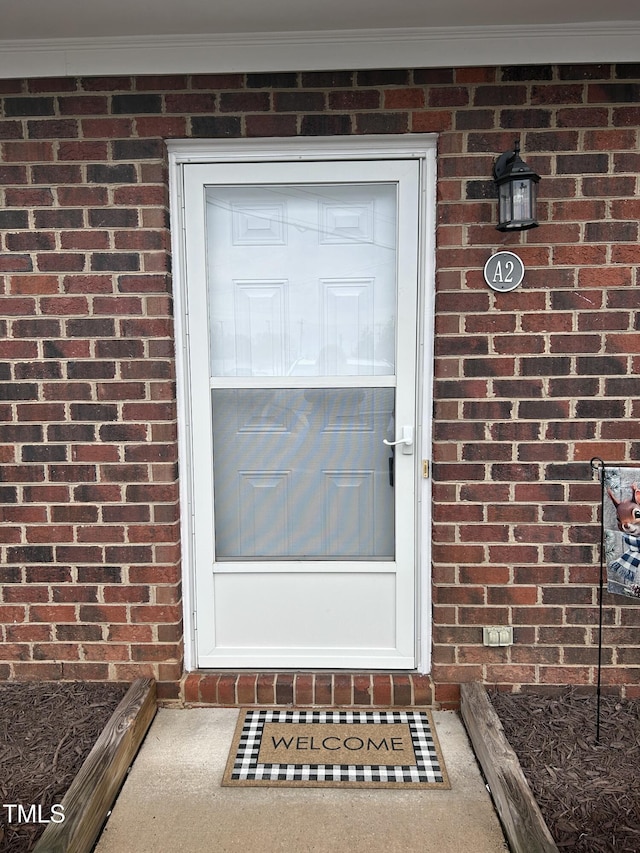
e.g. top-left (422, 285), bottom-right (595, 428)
top-left (0, 681), bottom-right (127, 853)
top-left (490, 689), bottom-right (640, 853)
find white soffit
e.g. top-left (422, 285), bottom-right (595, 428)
top-left (0, 23), bottom-right (639, 79)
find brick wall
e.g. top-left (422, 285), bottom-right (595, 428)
top-left (0, 64), bottom-right (639, 704)
top-left (430, 64), bottom-right (640, 704)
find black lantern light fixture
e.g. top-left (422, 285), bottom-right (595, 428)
top-left (493, 139), bottom-right (540, 232)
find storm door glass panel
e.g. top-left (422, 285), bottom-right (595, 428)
top-left (212, 388), bottom-right (395, 559)
top-left (206, 184), bottom-right (397, 378)
top-left (206, 181), bottom-right (398, 562)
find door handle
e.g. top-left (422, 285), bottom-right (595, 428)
top-left (383, 425), bottom-right (414, 455)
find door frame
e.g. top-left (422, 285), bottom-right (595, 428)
top-left (168, 134), bottom-right (437, 674)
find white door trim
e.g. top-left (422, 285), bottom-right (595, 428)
top-left (168, 134), bottom-right (437, 673)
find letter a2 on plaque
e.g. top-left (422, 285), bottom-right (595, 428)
top-left (483, 251), bottom-right (525, 292)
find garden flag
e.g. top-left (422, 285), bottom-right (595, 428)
top-left (603, 466), bottom-right (640, 598)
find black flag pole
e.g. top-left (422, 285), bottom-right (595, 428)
top-left (590, 457), bottom-right (605, 743)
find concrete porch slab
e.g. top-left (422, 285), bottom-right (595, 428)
top-left (95, 707), bottom-right (508, 853)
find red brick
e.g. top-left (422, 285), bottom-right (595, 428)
top-left (411, 675), bottom-right (432, 706)
top-left (236, 674), bottom-right (257, 705)
top-left (12, 663), bottom-right (63, 679)
top-left (372, 674), bottom-right (392, 706)
top-left (0, 256), bottom-right (32, 273)
top-left (51, 584), bottom-right (100, 604)
top-left (314, 674), bottom-right (332, 706)
top-left (29, 605), bottom-right (75, 623)
top-left (33, 642), bottom-right (80, 660)
top-left (256, 673), bottom-right (276, 704)
top-left (246, 114), bottom-right (297, 137)
top-left (131, 643), bottom-right (176, 663)
top-left (6, 624), bottom-right (51, 642)
top-left (182, 672), bottom-right (202, 703)
top-left (198, 675), bottom-right (218, 704)
top-left (2, 141), bottom-right (54, 162)
top-left (3, 586), bottom-right (50, 603)
top-left (81, 117), bottom-right (134, 137)
top-left (333, 674), bottom-right (351, 706)
top-left (292, 673), bottom-right (312, 706)
top-left (103, 585), bottom-right (150, 603)
top-left (78, 604), bottom-right (128, 623)
top-left (274, 673), bottom-right (293, 705)
top-left (135, 116), bottom-right (188, 137)
top-left (392, 675), bottom-right (412, 706)
top-left (411, 110), bottom-right (454, 133)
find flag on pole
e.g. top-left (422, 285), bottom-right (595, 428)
top-left (603, 466), bottom-right (640, 598)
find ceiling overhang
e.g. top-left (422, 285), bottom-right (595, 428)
top-left (1, 22), bottom-right (639, 80)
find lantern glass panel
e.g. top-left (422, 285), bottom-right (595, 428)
top-left (498, 183), bottom-right (511, 226)
top-left (530, 179), bottom-right (538, 215)
top-left (512, 179), bottom-right (530, 223)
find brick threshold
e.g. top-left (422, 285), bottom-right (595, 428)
top-left (182, 671), bottom-right (434, 707)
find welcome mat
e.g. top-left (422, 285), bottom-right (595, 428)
top-left (222, 709), bottom-right (449, 789)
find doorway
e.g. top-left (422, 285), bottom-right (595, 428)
top-left (171, 137), bottom-right (435, 671)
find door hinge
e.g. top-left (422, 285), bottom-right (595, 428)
top-left (422, 459), bottom-right (430, 479)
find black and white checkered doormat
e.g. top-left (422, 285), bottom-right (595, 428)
top-left (222, 709), bottom-right (449, 789)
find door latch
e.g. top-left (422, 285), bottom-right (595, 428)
top-left (383, 425), bottom-right (414, 455)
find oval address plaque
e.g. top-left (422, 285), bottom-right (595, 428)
top-left (483, 251), bottom-right (525, 292)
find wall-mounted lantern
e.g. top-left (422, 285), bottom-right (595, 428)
top-left (493, 140), bottom-right (540, 232)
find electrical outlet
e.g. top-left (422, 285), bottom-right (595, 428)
top-left (483, 626), bottom-right (514, 647)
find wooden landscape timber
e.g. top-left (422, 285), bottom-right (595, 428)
top-left (33, 678), bottom-right (157, 853)
top-left (460, 682), bottom-right (559, 853)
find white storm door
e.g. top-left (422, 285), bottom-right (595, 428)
top-left (183, 159), bottom-right (420, 669)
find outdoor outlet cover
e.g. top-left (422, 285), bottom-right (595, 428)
top-left (483, 626), bottom-right (514, 647)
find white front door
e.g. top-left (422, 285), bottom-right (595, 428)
top-left (182, 156), bottom-right (421, 669)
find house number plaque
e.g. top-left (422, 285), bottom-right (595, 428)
top-left (483, 251), bottom-right (525, 292)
